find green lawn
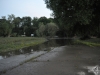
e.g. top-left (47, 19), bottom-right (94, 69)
top-left (74, 38), bottom-right (100, 47)
top-left (0, 37), bottom-right (47, 53)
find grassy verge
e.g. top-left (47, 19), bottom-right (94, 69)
top-left (0, 37), bottom-right (47, 53)
top-left (74, 38), bottom-right (100, 47)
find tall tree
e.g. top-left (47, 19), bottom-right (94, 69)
top-left (92, 0), bottom-right (100, 37)
top-left (36, 22), bottom-right (45, 37)
top-left (46, 22), bottom-right (59, 37)
top-left (7, 14), bottom-right (15, 37)
top-left (21, 17), bottom-right (32, 35)
top-left (13, 17), bottom-right (21, 36)
top-left (38, 16), bottom-right (50, 25)
top-left (8, 14), bottom-right (15, 23)
top-left (22, 17), bottom-right (32, 27)
top-left (44, 0), bottom-right (94, 37)
top-left (32, 17), bottom-right (39, 28)
top-left (0, 19), bottom-right (12, 37)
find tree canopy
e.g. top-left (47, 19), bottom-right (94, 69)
top-left (0, 14), bottom-right (57, 37)
top-left (44, 0), bottom-right (100, 38)
top-left (44, 0), bottom-right (94, 25)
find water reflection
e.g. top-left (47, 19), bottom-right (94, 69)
top-left (77, 71), bottom-right (85, 75)
top-left (82, 65), bottom-right (100, 75)
top-left (0, 56), bottom-right (3, 60)
top-left (0, 39), bottom-right (72, 60)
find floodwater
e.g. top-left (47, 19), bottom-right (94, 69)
top-left (0, 39), bottom-right (100, 75)
top-left (0, 39), bottom-right (73, 60)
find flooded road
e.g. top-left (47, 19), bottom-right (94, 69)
top-left (0, 39), bottom-right (100, 75)
top-left (0, 39), bottom-right (72, 60)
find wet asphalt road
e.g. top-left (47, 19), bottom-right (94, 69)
top-left (1, 45), bottom-right (100, 75)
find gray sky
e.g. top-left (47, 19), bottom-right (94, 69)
top-left (0, 0), bottom-right (52, 18)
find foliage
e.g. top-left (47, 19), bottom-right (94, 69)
top-left (8, 14), bottom-right (15, 23)
top-left (44, 0), bottom-right (97, 37)
top-left (92, 0), bottom-right (100, 37)
top-left (0, 18), bottom-right (14, 37)
top-left (32, 17), bottom-right (39, 28)
top-left (36, 29), bottom-right (40, 37)
top-left (25, 26), bottom-right (34, 36)
top-left (22, 17), bottom-right (32, 27)
top-left (38, 17), bottom-right (49, 25)
top-left (36, 23), bottom-right (45, 37)
top-left (13, 17), bottom-right (21, 36)
top-left (38, 23), bottom-right (46, 37)
top-left (44, 0), bottom-right (94, 24)
top-left (0, 14), bottom-right (56, 37)
top-left (46, 22), bottom-right (59, 37)
top-left (36, 22), bottom-right (59, 37)
top-left (0, 14), bottom-right (15, 37)
top-left (0, 20), bottom-right (9, 36)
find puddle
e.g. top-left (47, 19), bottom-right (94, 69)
top-left (84, 65), bottom-right (100, 75)
top-left (0, 56), bottom-right (3, 60)
top-left (77, 65), bottom-right (100, 75)
top-left (0, 39), bottom-right (73, 60)
top-left (77, 71), bottom-right (86, 75)
top-left (0, 38), bottom-right (100, 75)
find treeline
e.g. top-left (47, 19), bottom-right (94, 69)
top-left (0, 15), bottom-right (59, 37)
top-left (1, 0), bottom-right (100, 39)
top-left (44, 0), bottom-right (100, 39)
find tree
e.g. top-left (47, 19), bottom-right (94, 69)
top-left (32, 17), bottom-right (39, 28)
top-left (22, 17), bottom-right (32, 27)
top-left (7, 14), bottom-right (15, 37)
top-left (36, 30), bottom-right (40, 37)
top-left (39, 23), bottom-right (45, 37)
top-left (44, 0), bottom-right (94, 37)
top-left (0, 19), bottom-right (12, 37)
top-left (8, 14), bottom-right (15, 23)
top-left (24, 26), bottom-right (34, 36)
top-left (32, 17), bottom-right (55, 37)
top-left (38, 16), bottom-right (49, 25)
top-left (46, 22), bottom-right (59, 37)
top-left (48, 18), bottom-right (54, 23)
top-left (92, 0), bottom-right (100, 37)
top-left (21, 17), bottom-right (32, 36)
top-left (13, 17), bottom-right (21, 36)
top-left (36, 22), bottom-right (45, 37)
top-left (45, 0), bottom-right (94, 24)
top-left (0, 14), bottom-right (15, 37)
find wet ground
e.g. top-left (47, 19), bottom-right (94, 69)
top-left (0, 39), bottom-right (72, 60)
top-left (0, 39), bottom-right (100, 75)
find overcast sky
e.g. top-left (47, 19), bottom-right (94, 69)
top-left (0, 0), bottom-right (52, 18)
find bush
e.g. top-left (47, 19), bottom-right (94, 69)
top-left (80, 35), bottom-right (91, 40)
top-left (11, 33), bottom-right (17, 37)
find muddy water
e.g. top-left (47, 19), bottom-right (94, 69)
top-left (0, 39), bottom-right (73, 60)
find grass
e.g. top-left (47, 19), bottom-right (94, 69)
top-left (0, 37), bottom-right (47, 53)
top-left (74, 38), bottom-right (100, 47)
